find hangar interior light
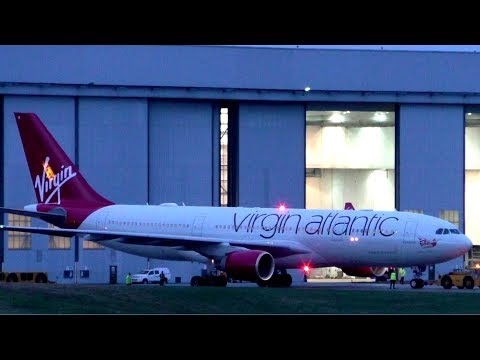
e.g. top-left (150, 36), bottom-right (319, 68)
top-left (307, 110), bottom-right (395, 127)
top-left (373, 112), bottom-right (388, 122)
top-left (328, 112), bottom-right (345, 123)
top-left (466, 112), bottom-right (480, 126)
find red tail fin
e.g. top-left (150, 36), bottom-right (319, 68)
top-left (344, 202), bottom-right (355, 210)
top-left (14, 113), bottom-right (113, 206)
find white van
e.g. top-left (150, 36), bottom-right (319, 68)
top-left (131, 267), bottom-right (172, 284)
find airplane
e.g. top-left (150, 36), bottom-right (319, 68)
top-left (0, 112), bottom-right (473, 288)
top-left (340, 201), bottom-right (404, 280)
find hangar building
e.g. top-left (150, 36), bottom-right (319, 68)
top-left (0, 45), bottom-right (478, 284)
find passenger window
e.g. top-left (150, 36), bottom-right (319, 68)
top-left (435, 229), bottom-right (443, 235)
top-left (154, 271), bottom-right (159, 275)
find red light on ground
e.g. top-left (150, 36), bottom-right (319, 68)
top-left (303, 265), bottom-right (310, 273)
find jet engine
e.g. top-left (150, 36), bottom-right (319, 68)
top-left (341, 266), bottom-right (388, 278)
top-left (219, 250), bottom-right (275, 282)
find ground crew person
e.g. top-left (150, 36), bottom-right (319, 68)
top-left (389, 269), bottom-right (397, 289)
top-left (126, 272), bottom-right (132, 286)
top-left (399, 268), bottom-right (406, 284)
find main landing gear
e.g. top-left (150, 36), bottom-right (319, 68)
top-left (409, 265), bottom-right (427, 289)
top-left (256, 269), bottom-right (292, 288)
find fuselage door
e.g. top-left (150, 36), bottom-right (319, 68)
top-left (96, 210), bottom-right (110, 230)
top-left (400, 221), bottom-right (418, 262)
top-left (404, 221), bottom-right (418, 242)
top-left (192, 216), bottom-right (206, 237)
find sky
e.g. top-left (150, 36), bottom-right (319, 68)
top-left (238, 45), bottom-right (480, 52)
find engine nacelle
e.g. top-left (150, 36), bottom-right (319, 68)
top-left (341, 266), bottom-right (388, 278)
top-left (219, 250), bottom-right (275, 282)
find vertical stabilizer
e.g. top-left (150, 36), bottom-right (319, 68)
top-left (14, 112), bottom-right (113, 206)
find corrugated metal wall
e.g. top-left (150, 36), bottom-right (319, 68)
top-left (238, 103), bottom-right (305, 208)
top-left (78, 98), bottom-right (149, 204)
top-left (149, 100), bottom-right (214, 206)
top-left (1, 46), bottom-right (480, 94)
top-left (397, 104), bottom-right (464, 218)
top-left (77, 97), bottom-right (150, 283)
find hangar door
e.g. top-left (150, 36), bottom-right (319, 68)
top-left (238, 103), bottom-right (305, 208)
top-left (398, 104), bottom-right (464, 217)
top-left (79, 98), bottom-right (149, 204)
top-left (149, 101), bottom-right (214, 206)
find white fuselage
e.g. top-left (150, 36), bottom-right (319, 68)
top-left (79, 204), bottom-right (472, 269)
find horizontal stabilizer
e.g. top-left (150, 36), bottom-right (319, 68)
top-left (0, 206), bottom-right (66, 224)
top-left (0, 225), bottom-right (77, 237)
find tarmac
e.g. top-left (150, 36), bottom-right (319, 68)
top-left (125, 276), bottom-right (480, 292)
top-left (217, 278), bottom-right (480, 292)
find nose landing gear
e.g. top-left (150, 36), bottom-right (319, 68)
top-left (409, 265), bottom-right (427, 289)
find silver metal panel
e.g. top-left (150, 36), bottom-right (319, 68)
top-left (238, 103), bottom-right (305, 208)
top-left (78, 98), bottom-right (148, 204)
top-left (398, 104), bottom-right (464, 218)
top-left (149, 101), bottom-right (213, 206)
top-left (1, 46), bottom-right (480, 94)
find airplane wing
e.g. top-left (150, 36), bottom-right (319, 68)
top-left (0, 225), bottom-right (311, 258)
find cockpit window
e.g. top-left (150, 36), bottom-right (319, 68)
top-left (435, 228), bottom-right (459, 235)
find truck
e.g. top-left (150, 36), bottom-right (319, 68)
top-left (190, 270), bottom-right (228, 287)
top-left (414, 266), bottom-right (480, 289)
top-left (435, 267), bottom-right (480, 289)
top-left (131, 267), bottom-right (171, 284)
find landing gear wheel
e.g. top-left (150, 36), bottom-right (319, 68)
top-left (215, 276), bottom-right (228, 287)
top-left (410, 278), bottom-right (424, 289)
top-left (282, 274), bottom-right (293, 287)
top-left (256, 274), bottom-right (293, 288)
top-left (256, 279), bottom-right (268, 287)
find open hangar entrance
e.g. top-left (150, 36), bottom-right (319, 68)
top-left (305, 104), bottom-right (395, 211)
top-left (305, 103), bottom-right (396, 279)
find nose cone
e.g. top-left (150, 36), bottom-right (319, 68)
top-left (438, 234), bottom-right (473, 263)
top-left (462, 235), bottom-right (474, 253)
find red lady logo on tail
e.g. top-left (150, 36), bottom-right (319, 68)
top-left (34, 156), bottom-right (77, 204)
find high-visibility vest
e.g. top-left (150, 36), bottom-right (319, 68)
top-left (390, 272), bottom-right (397, 281)
top-left (126, 274), bottom-right (132, 285)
